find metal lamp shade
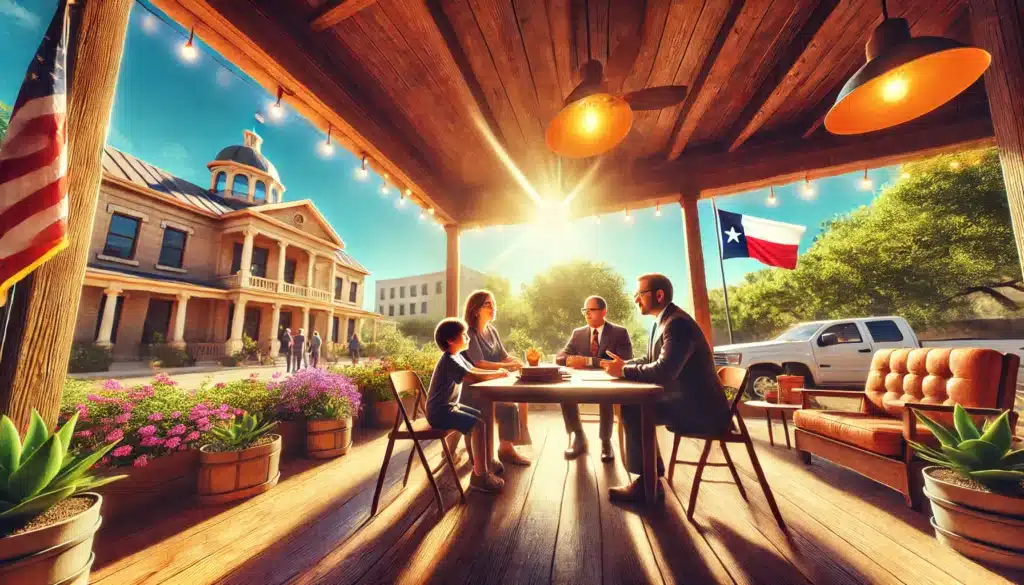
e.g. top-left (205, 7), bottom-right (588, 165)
top-left (545, 93), bottom-right (633, 159)
top-left (824, 18), bottom-right (991, 135)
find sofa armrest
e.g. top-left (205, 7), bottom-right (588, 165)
top-left (794, 388), bottom-right (866, 410)
top-left (903, 403), bottom-right (1019, 444)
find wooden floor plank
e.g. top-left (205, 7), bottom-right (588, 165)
top-left (551, 433), bottom-right (603, 585)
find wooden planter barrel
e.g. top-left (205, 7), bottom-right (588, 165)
top-left (306, 418), bottom-right (353, 459)
top-left (0, 493), bottom-right (101, 585)
top-left (197, 434), bottom-right (282, 505)
top-left (95, 450), bottom-right (198, 524)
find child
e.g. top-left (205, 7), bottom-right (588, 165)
top-left (427, 318), bottom-right (509, 492)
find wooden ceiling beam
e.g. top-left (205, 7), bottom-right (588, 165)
top-left (724, 0), bottom-right (841, 152)
top-left (664, 0), bottom-right (747, 160)
top-left (310, 0), bottom-right (378, 32)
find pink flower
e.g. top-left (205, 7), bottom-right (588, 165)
top-left (103, 379), bottom-right (123, 391)
top-left (272, 372), bottom-right (282, 379)
top-left (218, 411), bottom-right (234, 420)
top-left (164, 436), bottom-right (182, 449)
top-left (140, 436), bottom-right (164, 447)
top-left (73, 430), bottom-right (92, 438)
top-left (196, 417), bottom-right (210, 427)
top-left (99, 456), bottom-right (111, 466)
top-left (178, 444), bottom-right (189, 451)
top-left (184, 431), bottom-right (201, 442)
top-left (218, 404), bottom-right (231, 411)
top-left (148, 412), bottom-right (164, 421)
top-left (170, 411), bottom-right (181, 419)
top-left (115, 413), bottom-right (131, 424)
top-left (138, 425), bottom-right (157, 437)
top-left (111, 445), bottom-right (132, 457)
top-left (233, 408), bottom-right (244, 416)
top-left (105, 429), bottom-right (124, 442)
top-left (168, 424), bottom-right (186, 436)
top-left (133, 455), bottom-right (149, 467)
top-left (214, 383), bottom-right (226, 389)
top-left (198, 422), bottom-right (212, 432)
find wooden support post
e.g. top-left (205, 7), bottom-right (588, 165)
top-left (445, 224), bottom-right (460, 317)
top-left (0, 0), bottom-right (133, 431)
top-left (680, 196), bottom-right (713, 342)
top-left (971, 0), bottom-right (1024, 278)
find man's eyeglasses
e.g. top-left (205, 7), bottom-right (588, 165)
top-left (633, 289), bottom-right (655, 299)
top-left (580, 307), bottom-right (603, 315)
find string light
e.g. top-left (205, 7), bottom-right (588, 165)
top-left (398, 188), bottom-right (409, 206)
top-left (356, 155), bottom-right (369, 180)
top-left (269, 86), bottom-right (285, 120)
top-left (901, 170), bottom-right (911, 180)
top-left (859, 169), bottom-right (873, 190)
top-left (318, 126), bottom-right (334, 157)
top-left (380, 182), bottom-right (389, 195)
top-left (801, 177), bottom-right (816, 199)
top-left (654, 204), bottom-right (662, 217)
top-left (419, 209), bottom-right (425, 221)
top-left (179, 26), bottom-right (198, 62)
top-left (624, 208), bottom-right (633, 223)
top-left (949, 160), bottom-right (961, 170)
top-left (766, 186), bottom-right (778, 206)
top-left (427, 207), bottom-right (435, 215)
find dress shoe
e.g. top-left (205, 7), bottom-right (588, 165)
top-left (608, 477), bottom-right (664, 504)
top-left (490, 459), bottom-right (505, 475)
top-left (600, 440), bottom-right (615, 463)
top-left (498, 445), bottom-right (532, 466)
top-left (564, 433), bottom-right (588, 460)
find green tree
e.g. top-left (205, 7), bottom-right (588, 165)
top-left (520, 261), bottom-right (637, 352)
top-left (711, 148), bottom-right (1020, 341)
top-left (0, 102), bottom-right (10, 144)
top-left (398, 318), bottom-right (437, 345)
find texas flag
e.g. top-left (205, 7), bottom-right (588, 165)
top-left (717, 209), bottom-right (806, 270)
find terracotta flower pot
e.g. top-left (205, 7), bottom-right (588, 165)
top-left (197, 434), bottom-right (282, 505)
top-left (0, 493), bottom-right (102, 585)
top-left (306, 418), bottom-right (353, 459)
top-left (776, 375), bottom-right (804, 405)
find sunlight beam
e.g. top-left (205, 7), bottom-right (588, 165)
top-left (471, 113), bottom-right (542, 205)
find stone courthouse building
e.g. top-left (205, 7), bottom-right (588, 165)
top-left (74, 129), bottom-right (380, 361)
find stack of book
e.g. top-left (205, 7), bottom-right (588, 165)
top-left (518, 366), bottom-right (570, 383)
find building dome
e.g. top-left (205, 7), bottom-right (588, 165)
top-left (208, 130), bottom-right (286, 204)
top-left (213, 144), bottom-right (280, 183)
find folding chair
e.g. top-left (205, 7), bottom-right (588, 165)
top-left (370, 371), bottom-right (465, 516)
top-left (667, 366), bottom-right (786, 529)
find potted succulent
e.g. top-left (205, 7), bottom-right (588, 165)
top-left (910, 405), bottom-right (1024, 568)
top-left (0, 411), bottom-right (126, 585)
top-left (277, 369), bottom-right (362, 459)
top-left (196, 413), bottom-right (280, 505)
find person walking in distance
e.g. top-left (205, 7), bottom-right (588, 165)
top-left (280, 327), bottom-right (293, 372)
top-left (309, 331), bottom-right (322, 369)
top-left (291, 328), bottom-right (306, 372)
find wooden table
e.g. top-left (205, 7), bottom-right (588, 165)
top-left (472, 369), bottom-right (663, 505)
top-left (743, 400), bottom-right (802, 448)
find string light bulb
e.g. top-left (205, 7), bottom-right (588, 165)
top-left (859, 169), bottom-right (873, 190)
top-left (269, 86), bottom-right (285, 120)
top-left (901, 170), bottom-right (911, 180)
top-left (318, 126), bottom-right (334, 157)
top-left (655, 204), bottom-right (662, 217)
top-left (766, 186), bottom-right (778, 207)
top-left (356, 155), bottom-right (369, 180)
top-left (179, 26), bottom-right (199, 62)
top-left (398, 189), bottom-right (408, 206)
top-left (380, 182), bottom-right (389, 195)
top-left (419, 209), bottom-right (425, 221)
top-left (949, 160), bottom-right (961, 170)
top-left (801, 177), bottom-right (816, 199)
top-left (427, 207), bottom-right (435, 215)
top-left (624, 208), bottom-right (633, 223)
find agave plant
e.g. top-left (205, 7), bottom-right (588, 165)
top-left (206, 413), bottom-right (277, 451)
top-left (0, 410), bottom-right (126, 526)
top-left (909, 404), bottom-right (1024, 487)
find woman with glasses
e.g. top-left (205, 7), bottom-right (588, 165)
top-left (460, 289), bottom-right (532, 468)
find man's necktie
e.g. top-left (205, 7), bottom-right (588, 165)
top-left (590, 328), bottom-right (599, 357)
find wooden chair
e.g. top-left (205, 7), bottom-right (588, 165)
top-left (667, 366), bottom-right (786, 529)
top-left (370, 371), bottom-right (465, 517)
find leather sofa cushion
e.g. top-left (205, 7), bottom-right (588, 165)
top-left (794, 410), bottom-right (915, 456)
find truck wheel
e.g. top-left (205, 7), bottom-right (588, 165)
top-left (783, 364), bottom-right (815, 389)
top-left (745, 367), bottom-right (777, 398)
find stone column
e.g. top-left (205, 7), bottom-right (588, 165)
top-left (0, 0), bottom-right (133, 432)
top-left (302, 306), bottom-right (310, 334)
top-left (680, 196), bottom-right (713, 342)
top-left (330, 261), bottom-right (338, 300)
top-left (270, 302), bottom-right (282, 357)
top-left (276, 241), bottom-right (288, 291)
top-left (227, 296), bottom-right (247, 354)
top-left (306, 251), bottom-right (317, 289)
top-left (239, 229), bottom-right (255, 280)
top-left (95, 287), bottom-right (123, 348)
top-left (326, 311), bottom-right (335, 346)
top-left (445, 225), bottom-right (460, 317)
top-left (170, 293), bottom-right (190, 348)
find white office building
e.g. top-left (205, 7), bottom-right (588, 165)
top-left (375, 265), bottom-right (497, 322)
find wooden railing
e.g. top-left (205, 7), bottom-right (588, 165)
top-left (186, 342), bottom-right (226, 362)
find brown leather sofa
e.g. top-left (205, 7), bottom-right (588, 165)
top-left (793, 347), bottom-right (1019, 509)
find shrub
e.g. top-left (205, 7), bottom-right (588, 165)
top-left (219, 352), bottom-right (244, 367)
top-left (277, 368), bottom-right (361, 420)
top-left (242, 334), bottom-right (259, 360)
top-left (332, 362), bottom-right (394, 402)
top-left (68, 343), bottom-right (113, 373)
top-left (149, 344), bottom-right (191, 368)
top-left (196, 375), bottom-right (280, 422)
top-left (504, 327), bottom-right (541, 360)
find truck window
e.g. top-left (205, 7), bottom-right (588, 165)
top-left (865, 320), bottom-right (904, 342)
top-left (818, 323), bottom-right (863, 345)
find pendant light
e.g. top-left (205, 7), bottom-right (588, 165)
top-left (545, 93), bottom-right (634, 159)
top-left (824, 0), bottom-right (990, 135)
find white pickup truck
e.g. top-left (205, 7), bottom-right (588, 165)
top-left (713, 316), bottom-right (1024, 394)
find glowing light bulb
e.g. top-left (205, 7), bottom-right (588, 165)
top-left (859, 170), bottom-right (873, 191)
top-left (380, 184), bottom-right (389, 195)
top-left (949, 160), bottom-right (961, 170)
top-left (179, 28), bottom-right (198, 62)
top-left (356, 156), bottom-right (369, 180)
top-left (881, 74), bottom-right (909, 103)
top-left (766, 187), bottom-right (777, 207)
top-left (269, 101), bottom-right (284, 120)
top-left (801, 179), bottom-right (815, 199)
top-left (901, 171), bottom-right (911, 180)
top-left (419, 210), bottom-right (425, 221)
top-left (398, 193), bottom-right (406, 206)
top-left (654, 204), bottom-right (662, 217)
top-left (624, 209), bottom-right (633, 223)
top-left (580, 107), bottom-right (601, 135)
top-left (427, 207), bottom-right (435, 215)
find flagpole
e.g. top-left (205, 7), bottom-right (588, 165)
top-left (711, 197), bottom-right (734, 344)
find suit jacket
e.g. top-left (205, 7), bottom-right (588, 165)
top-left (291, 334), bottom-right (306, 354)
top-left (556, 321), bottom-right (633, 368)
top-left (623, 303), bottom-right (730, 433)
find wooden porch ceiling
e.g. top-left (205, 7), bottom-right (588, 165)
top-left (152, 0), bottom-right (993, 227)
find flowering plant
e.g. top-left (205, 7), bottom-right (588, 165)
top-left (277, 368), bottom-right (361, 420)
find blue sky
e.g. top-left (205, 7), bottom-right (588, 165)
top-left (1, 1), bottom-right (898, 313)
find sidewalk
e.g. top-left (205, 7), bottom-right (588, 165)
top-left (69, 358), bottom-right (375, 389)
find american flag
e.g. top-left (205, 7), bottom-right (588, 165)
top-left (0, 0), bottom-right (71, 298)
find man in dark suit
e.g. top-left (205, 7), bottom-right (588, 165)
top-left (291, 328), bottom-right (306, 372)
top-left (279, 327), bottom-right (293, 372)
top-left (601, 273), bottom-right (731, 503)
top-left (556, 295), bottom-right (633, 462)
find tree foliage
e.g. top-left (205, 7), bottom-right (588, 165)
top-left (712, 149), bottom-right (1020, 342)
top-left (0, 102), bottom-right (10, 144)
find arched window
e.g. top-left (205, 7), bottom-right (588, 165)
top-left (214, 171), bottom-right (227, 192)
top-left (231, 174), bottom-right (249, 197)
top-left (254, 181), bottom-right (266, 202)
